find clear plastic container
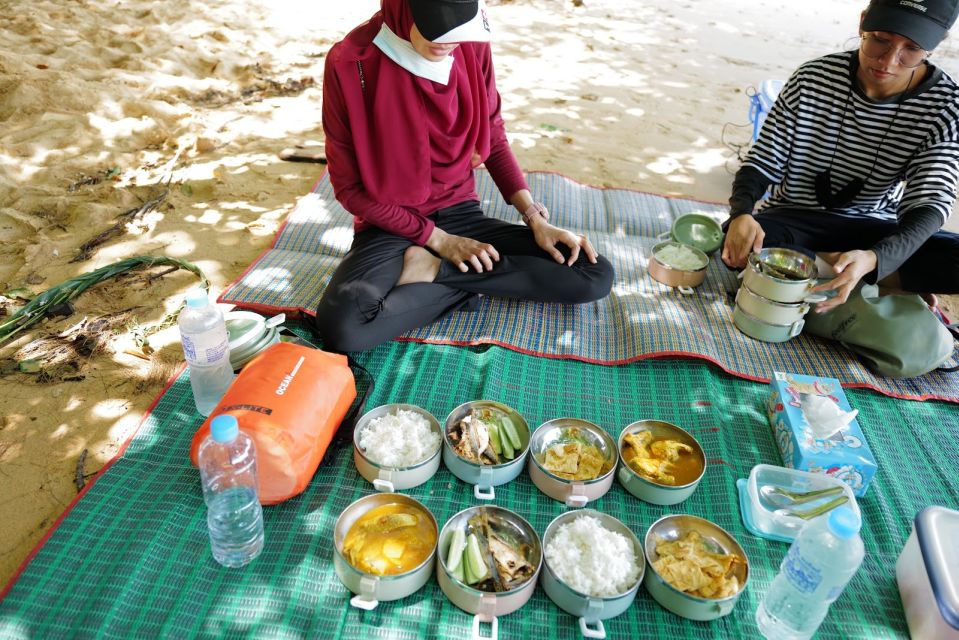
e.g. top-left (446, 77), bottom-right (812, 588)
top-left (896, 506), bottom-right (959, 639)
top-left (198, 415), bottom-right (264, 568)
top-left (178, 289), bottom-right (234, 416)
top-left (738, 464), bottom-right (859, 543)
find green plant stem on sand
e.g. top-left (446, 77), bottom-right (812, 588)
top-left (0, 256), bottom-right (208, 352)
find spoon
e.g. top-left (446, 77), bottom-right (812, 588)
top-left (775, 495), bottom-right (849, 521)
top-left (760, 484), bottom-right (844, 508)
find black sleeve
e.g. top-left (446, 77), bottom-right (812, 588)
top-left (729, 165), bottom-right (773, 217)
top-left (867, 206), bottom-right (943, 283)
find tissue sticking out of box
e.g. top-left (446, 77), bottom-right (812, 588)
top-left (800, 393), bottom-right (859, 440)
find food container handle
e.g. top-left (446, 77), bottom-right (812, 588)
top-left (803, 294), bottom-right (827, 303)
top-left (656, 230), bottom-right (671, 241)
top-left (474, 484), bottom-right (495, 501)
top-left (349, 576), bottom-right (379, 611)
top-left (474, 467), bottom-right (495, 501)
top-left (471, 614), bottom-right (498, 640)
top-left (265, 313), bottom-right (286, 328)
top-left (578, 617), bottom-right (606, 639)
top-left (789, 319), bottom-right (805, 338)
top-left (372, 478), bottom-right (394, 493)
top-left (566, 483), bottom-right (588, 508)
top-left (677, 286), bottom-right (695, 296)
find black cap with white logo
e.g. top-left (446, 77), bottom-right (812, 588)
top-left (863, 0), bottom-right (959, 50)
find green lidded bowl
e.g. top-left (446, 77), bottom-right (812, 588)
top-left (671, 214), bottom-right (724, 255)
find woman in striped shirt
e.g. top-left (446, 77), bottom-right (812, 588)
top-left (723, 0), bottom-right (959, 313)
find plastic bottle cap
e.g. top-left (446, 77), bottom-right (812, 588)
top-left (210, 415), bottom-right (239, 443)
top-left (185, 289), bottom-right (210, 308)
top-left (827, 507), bottom-right (862, 539)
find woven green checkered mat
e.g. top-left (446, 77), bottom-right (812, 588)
top-left (2, 342), bottom-right (957, 639)
top-left (220, 170), bottom-right (959, 403)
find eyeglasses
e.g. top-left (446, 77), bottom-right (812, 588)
top-left (860, 34), bottom-right (928, 68)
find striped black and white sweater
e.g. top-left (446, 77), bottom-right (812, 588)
top-left (730, 50), bottom-right (959, 281)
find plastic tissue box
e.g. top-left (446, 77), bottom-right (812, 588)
top-left (766, 371), bottom-right (877, 497)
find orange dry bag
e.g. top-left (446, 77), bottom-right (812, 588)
top-left (189, 341), bottom-right (357, 504)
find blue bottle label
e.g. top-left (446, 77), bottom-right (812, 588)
top-left (783, 541), bottom-right (822, 594)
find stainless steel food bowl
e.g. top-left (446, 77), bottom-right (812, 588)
top-left (353, 403), bottom-right (442, 492)
top-left (540, 509), bottom-right (645, 639)
top-left (528, 418), bottom-right (617, 508)
top-left (743, 248), bottom-right (818, 303)
top-left (437, 506), bottom-right (543, 639)
top-left (649, 241), bottom-right (709, 293)
top-left (643, 514), bottom-right (749, 621)
top-left (617, 420), bottom-right (707, 506)
top-left (443, 401), bottom-right (530, 501)
top-left (333, 493), bottom-right (438, 611)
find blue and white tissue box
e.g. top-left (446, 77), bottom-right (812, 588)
top-left (766, 371), bottom-right (877, 497)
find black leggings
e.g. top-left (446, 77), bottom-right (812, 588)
top-left (722, 207), bottom-right (959, 293)
top-left (314, 201), bottom-right (615, 352)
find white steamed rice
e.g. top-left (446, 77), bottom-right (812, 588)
top-left (357, 408), bottom-right (441, 468)
top-left (545, 515), bottom-right (641, 597)
top-left (654, 243), bottom-right (707, 271)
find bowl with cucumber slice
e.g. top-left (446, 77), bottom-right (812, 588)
top-left (437, 505), bottom-right (542, 632)
top-left (443, 401), bottom-right (530, 501)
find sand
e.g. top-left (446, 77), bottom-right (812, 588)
top-left (1, 0), bottom-right (957, 589)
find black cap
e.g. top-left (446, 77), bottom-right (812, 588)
top-left (408, 0), bottom-right (491, 43)
top-left (863, 0), bottom-right (959, 50)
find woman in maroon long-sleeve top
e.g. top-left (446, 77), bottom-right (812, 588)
top-left (314, 0), bottom-right (614, 352)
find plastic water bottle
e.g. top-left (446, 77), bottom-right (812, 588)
top-left (178, 289), bottom-right (233, 416)
top-left (756, 507), bottom-right (865, 640)
top-left (198, 415), bottom-right (264, 568)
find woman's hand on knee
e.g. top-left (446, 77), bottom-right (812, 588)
top-left (427, 227), bottom-right (500, 273)
top-left (722, 215), bottom-right (764, 269)
top-left (530, 218), bottom-right (598, 266)
top-left (811, 249), bottom-right (877, 313)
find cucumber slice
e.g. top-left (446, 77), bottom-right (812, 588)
top-left (499, 415), bottom-right (522, 450)
top-left (501, 431), bottom-right (514, 459)
top-left (465, 533), bottom-right (490, 583)
top-left (447, 527), bottom-right (467, 572)
top-left (451, 557), bottom-right (466, 583)
top-left (488, 421), bottom-right (503, 455)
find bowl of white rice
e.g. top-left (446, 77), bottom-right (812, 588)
top-left (353, 403), bottom-right (443, 492)
top-left (540, 510), bottom-right (645, 637)
top-left (649, 241), bottom-right (709, 292)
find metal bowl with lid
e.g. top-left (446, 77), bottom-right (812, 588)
top-left (437, 505), bottom-right (543, 640)
top-left (333, 493), bottom-right (438, 611)
top-left (743, 248), bottom-right (824, 304)
top-left (224, 310), bottom-right (285, 370)
top-left (617, 420), bottom-right (707, 506)
top-left (649, 241), bottom-right (709, 294)
top-left (644, 514), bottom-right (749, 621)
top-left (353, 403), bottom-right (443, 493)
top-left (528, 418), bottom-right (617, 508)
top-left (443, 401), bottom-right (530, 501)
top-left (540, 509), bottom-right (645, 639)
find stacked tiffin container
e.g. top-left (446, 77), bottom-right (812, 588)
top-left (733, 248), bottom-right (825, 342)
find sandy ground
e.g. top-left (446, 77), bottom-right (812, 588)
top-left (1, 0), bottom-right (957, 589)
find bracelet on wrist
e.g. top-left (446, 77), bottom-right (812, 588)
top-left (522, 202), bottom-right (549, 226)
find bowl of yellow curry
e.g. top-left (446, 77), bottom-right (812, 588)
top-left (616, 419), bottom-right (706, 505)
top-left (528, 418), bottom-right (618, 508)
top-left (333, 493), bottom-right (438, 610)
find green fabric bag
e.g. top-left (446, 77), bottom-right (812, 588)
top-left (803, 284), bottom-right (958, 379)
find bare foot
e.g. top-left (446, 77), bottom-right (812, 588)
top-left (396, 246), bottom-right (441, 285)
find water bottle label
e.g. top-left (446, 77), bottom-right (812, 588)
top-left (182, 328), bottom-right (229, 366)
top-left (782, 541), bottom-right (821, 594)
